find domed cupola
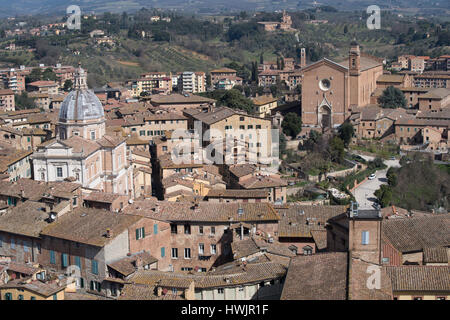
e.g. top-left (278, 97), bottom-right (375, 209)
top-left (57, 63), bottom-right (106, 140)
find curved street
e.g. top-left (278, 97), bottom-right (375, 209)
top-left (351, 154), bottom-right (400, 209)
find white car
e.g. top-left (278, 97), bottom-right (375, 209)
top-left (368, 173), bottom-right (376, 180)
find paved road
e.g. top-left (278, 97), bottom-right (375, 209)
top-left (352, 156), bottom-right (400, 209)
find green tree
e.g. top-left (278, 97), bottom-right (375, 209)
top-left (15, 92), bottom-right (36, 110)
top-left (42, 68), bottom-right (57, 81)
top-left (328, 136), bottom-right (345, 164)
top-left (338, 122), bottom-right (354, 147)
top-left (63, 79), bottom-right (73, 92)
top-left (374, 185), bottom-right (393, 208)
top-left (343, 25), bottom-right (349, 34)
top-left (27, 68), bottom-right (42, 83)
top-left (378, 86), bottom-right (407, 109)
top-left (218, 89), bottom-right (254, 113)
top-left (281, 112), bottom-right (302, 138)
top-left (386, 167), bottom-right (398, 187)
top-left (206, 74), bottom-right (212, 88)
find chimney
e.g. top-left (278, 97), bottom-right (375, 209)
top-left (135, 255), bottom-right (144, 269)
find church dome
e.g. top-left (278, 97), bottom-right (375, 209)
top-left (58, 65), bottom-right (104, 122)
top-left (59, 89), bottom-right (104, 121)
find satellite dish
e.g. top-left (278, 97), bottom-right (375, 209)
top-left (128, 199), bottom-right (134, 204)
top-left (49, 213), bottom-right (56, 221)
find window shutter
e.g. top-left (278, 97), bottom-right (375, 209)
top-left (154, 224), bottom-right (158, 235)
top-left (362, 231), bottom-right (369, 245)
top-left (90, 281), bottom-right (94, 291)
top-left (136, 229), bottom-right (139, 240)
top-left (161, 247), bottom-right (165, 258)
top-left (142, 227), bottom-right (145, 238)
top-left (50, 251), bottom-right (55, 264)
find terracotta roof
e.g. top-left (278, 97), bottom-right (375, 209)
top-left (123, 201), bottom-right (280, 223)
top-left (311, 230), bottom-right (327, 250)
top-left (418, 88), bottom-right (450, 100)
top-left (0, 178), bottom-right (79, 200)
top-left (252, 96), bottom-right (278, 106)
top-left (0, 278), bottom-right (67, 297)
top-left (239, 175), bottom-right (287, 189)
top-left (210, 68), bottom-right (237, 73)
top-left (423, 247), bottom-right (448, 264)
top-left (129, 262), bottom-right (286, 289)
top-left (229, 164), bottom-right (257, 178)
top-left (183, 106), bottom-right (236, 125)
top-left (150, 94), bottom-right (215, 105)
top-left (84, 192), bottom-right (122, 204)
top-left (108, 251), bottom-right (158, 277)
top-left (2, 262), bottom-right (41, 275)
top-left (276, 204), bottom-right (347, 238)
top-left (417, 109), bottom-right (450, 120)
top-left (0, 89), bottom-right (14, 95)
top-left (395, 118), bottom-right (450, 127)
top-left (232, 237), bottom-right (295, 260)
top-left (281, 252), bottom-right (348, 300)
top-left (382, 214), bottom-right (450, 253)
top-left (0, 149), bottom-right (32, 173)
top-left (40, 207), bottom-right (142, 247)
top-left (206, 189), bottom-right (268, 199)
top-left (385, 266), bottom-right (450, 292)
top-left (0, 201), bottom-right (52, 238)
top-left (376, 74), bottom-right (405, 83)
top-left (28, 80), bottom-right (58, 87)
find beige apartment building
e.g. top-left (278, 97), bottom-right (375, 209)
top-left (0, 89), bottom-right (15, 111)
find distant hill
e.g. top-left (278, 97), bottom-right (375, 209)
top-left (1, 0), bottom-right (449, 17)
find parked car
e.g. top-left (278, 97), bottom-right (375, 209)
top-left (368, 173), bottom-right (376, 180)
top-left (390, 156), bottom-right (396, 160)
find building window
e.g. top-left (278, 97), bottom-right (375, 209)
top-left (30, 296), bottom-right (36, 300)
top-left (184, 224), bottom-right (191, 234)
top-left (218, 288), bottom-right (224, 294)
top-left (56, 167), bottom-right (63, 178)
top-left (211, 244), bottom-right (217, 255)
top-left (413, 296), bottom-right (423, 300)
top-left (75, 256), bottom-right (81, 270)
top-left (50, 250), bottom-right (56, 264)
top-left (184, 248), bottom-right (191, 259)
top-left (136, 227), bottom-right (145, 240)
top-left (4, 293), bottom-right (12, 300)
top-left (436, 297), bottom-right (446, 300)
top-left (91, 260), bottom-right (98, 275)
top-left (362, 231), bottom-right (369, 245)
top-left (90, 131), bottom-right (96, 140)
top-left (172, 248), bottom-right (178, 259)
top-left (171, 224), bottom-right (177, 234)
top-left (199, 243), bottom-right (204, 255)
top-left (153, 224), bottom-right (158, 235)
top-left (199, 226), bottom-right (203, 234)
top-left (140, 130), bottom-right (145, 136)
top-left (90, 281), bottom-right (101, 292)
top-left (161, 247), bottom-right (165, 258)
top-left (18, 294), bottom-right (24, 300)
top-left (210, 226), bottom-right (215, 235)
top-left (61, 253), bottom-right (69, 268)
